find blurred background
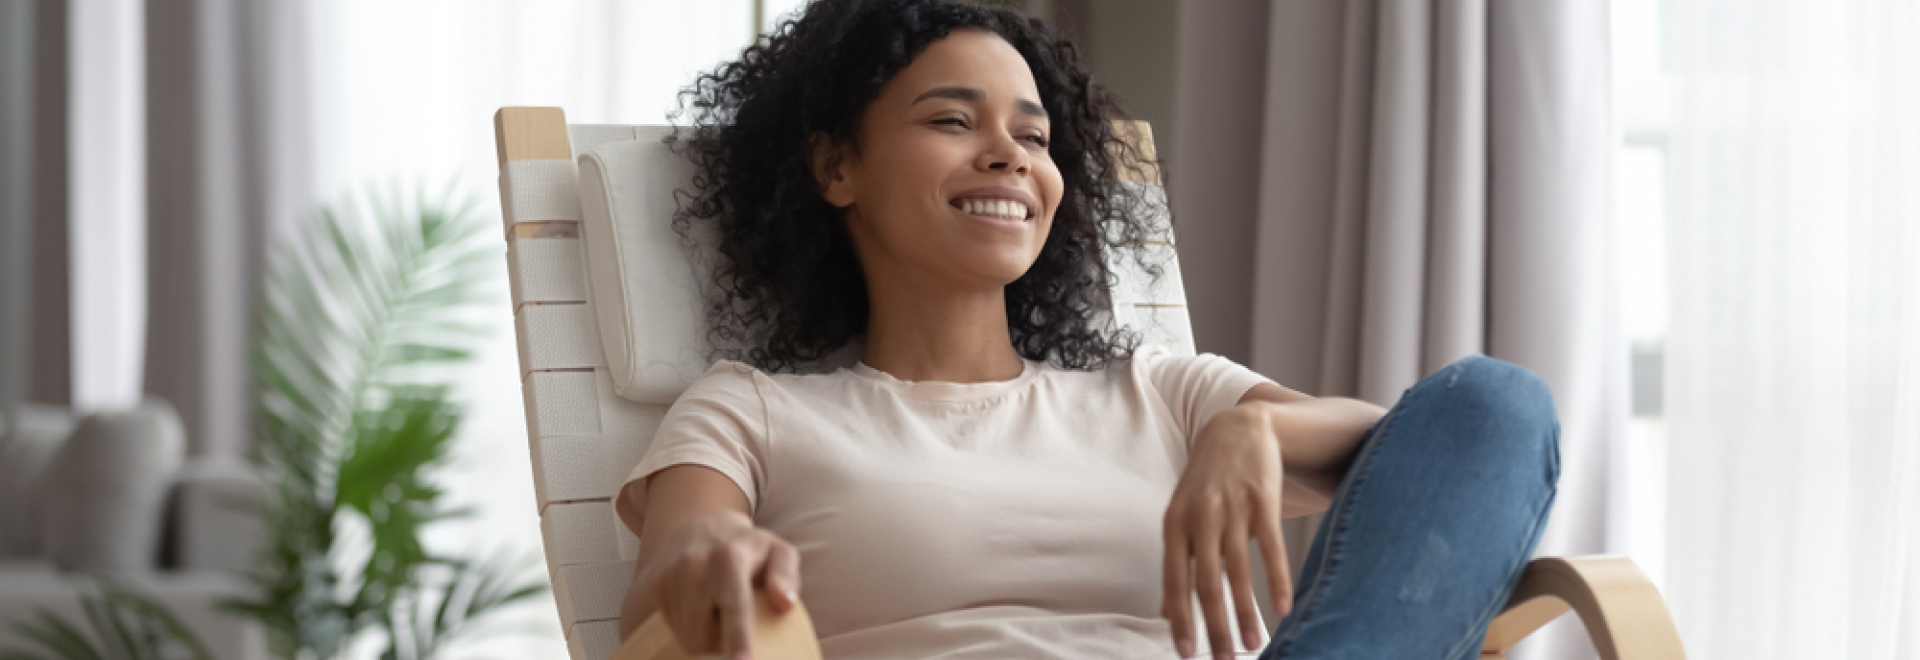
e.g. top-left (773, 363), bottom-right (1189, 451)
top-left (1, 1), bottom-right (1915, 659)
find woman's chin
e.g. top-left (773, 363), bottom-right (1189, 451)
top-left (945, 257), bottom-right (1043, 291)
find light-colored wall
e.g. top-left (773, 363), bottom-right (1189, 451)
top-left (1042, 1), bottom-right (1267, 364)
top-left (1046, 0), bottom-right (1180, 163)
top-left (1038, 0), bottom-right (1281, 364)
top-left (1167, 1), bottom-right (1270, 365)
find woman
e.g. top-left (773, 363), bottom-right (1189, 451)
top-left (615, 1), bottom-right (1560, 659)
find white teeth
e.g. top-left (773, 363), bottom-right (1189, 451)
top-left (960, 199), bottom-right (1028, 220)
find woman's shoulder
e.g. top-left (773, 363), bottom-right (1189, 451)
top-left (668, 360), bottom-right (766, 410)
top-left (1017, 345), bottom-right (1174, 374)
top-left (689, 358), bottom-right (858, 395)
top-left (1019, 345), bottom-right (1171, 394)
top-left (1112, 343), bottom-right (1176, 379)
top-left (687, 359), bottom-right (761, 389)
top-left (1113, 343), bottom-right (1260, 394)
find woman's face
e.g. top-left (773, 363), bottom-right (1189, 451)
top-left (818, 28), bottom-right (1064, 294)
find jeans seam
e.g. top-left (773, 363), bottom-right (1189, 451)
top-left (1268, 366), bottom-right (1447, 657)
top-left (1440, 424), bottom-right (1561, 660)
top-left (1441, 478), bottom-right (1557, 660)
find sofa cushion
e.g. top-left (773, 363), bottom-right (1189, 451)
top-left (0, 404), bottom-right (75, 559)
top-left (42, 399), bottom-right (185, 574)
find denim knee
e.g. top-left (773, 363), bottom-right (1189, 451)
top-left (1422, 355), bottom-right (1561, 482)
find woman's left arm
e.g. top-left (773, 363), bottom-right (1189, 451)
top-left (1236, 382), bottom-right (1388, 513)
top-left (1160, 382), bottom-right (1387, 660)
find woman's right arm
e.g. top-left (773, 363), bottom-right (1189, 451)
top-left (618, 464), bottom-right (802, 658)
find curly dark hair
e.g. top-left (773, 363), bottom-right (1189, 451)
top-left (668, 0), bottom-right (1168, 373)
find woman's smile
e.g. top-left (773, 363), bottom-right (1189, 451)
top-left (950, 185), bottom-right (1037, 230)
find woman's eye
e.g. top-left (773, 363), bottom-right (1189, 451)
top-left (1025, 134), bottom-right (1050, 148)
top-left (933, 117), bottom-right (968, 128)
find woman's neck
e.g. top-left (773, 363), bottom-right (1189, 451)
top-left (860, 281), bottom-right (1025, 384)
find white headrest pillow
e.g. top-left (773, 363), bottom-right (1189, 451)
top-left (576, 128), bottom-right (862, 404)
top-left (575, 128), bottom-right (721, 405)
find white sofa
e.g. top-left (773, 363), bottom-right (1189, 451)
top-left (0, 402), bottom-right (269, 660)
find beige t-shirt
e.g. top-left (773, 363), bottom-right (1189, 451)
top-left (616, 343), bottom-right (1277, 659)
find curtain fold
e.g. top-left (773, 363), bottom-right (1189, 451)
top-left (144, 0), bottom-right (316, 456)
top-left (1177, 2), bottom-right (1619, 657)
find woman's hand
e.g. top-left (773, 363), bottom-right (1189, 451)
top-left (1162, 402), bottom-right (1294, 659)
top-left (635, 509), bottom-right (801, 660)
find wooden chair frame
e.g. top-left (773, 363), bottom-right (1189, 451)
top-left (492, 107), bottom-right (1686, 660)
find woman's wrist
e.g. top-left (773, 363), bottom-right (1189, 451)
top-left (1245, 398), bottom-right (1381, 500)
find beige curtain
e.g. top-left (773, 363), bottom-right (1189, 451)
top-left (1172, 2), bottom-right (1621, 658)
top-left (144, 0), bottom-right (316, 456)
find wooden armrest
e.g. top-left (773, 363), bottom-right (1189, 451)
top-left (1481, 556), bottom-right (1686, 659)
top-left (611, 556), bottom-right (1682, 659)
top-left (612, 591), bottom-right (824, 660)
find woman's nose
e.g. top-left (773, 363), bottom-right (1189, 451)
top-left (987, 159), bottom-right (1029, 174)
top-left (977, 136), bottom-right (1030, 175)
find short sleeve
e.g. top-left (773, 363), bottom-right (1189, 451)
top-left (614, 360), bottom-right (768, 538)
top-left (1133, 344), bottom-right (1279, 448)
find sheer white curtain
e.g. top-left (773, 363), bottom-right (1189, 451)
top-left (1664, 2), bottom-right (1920, 658)
top-left (68, 0), bottom-right (145, 414)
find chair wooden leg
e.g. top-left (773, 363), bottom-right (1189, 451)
top-left (1482, 556), bottom-right (1686, 659)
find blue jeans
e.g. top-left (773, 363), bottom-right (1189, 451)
top-left (1261, 355), bottom-right (1561, 659)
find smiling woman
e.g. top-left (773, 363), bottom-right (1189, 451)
top-left (602, 2), bottom-right (1565, 660)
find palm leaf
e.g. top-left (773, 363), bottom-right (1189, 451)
top-left (0, 584), bottom-right (212, 660)
top-left (97, 585), bottom-right (215, 660)
top-left (9, 611), bottom-right (100, 660)
top-left (228, 180), bottom-right (502, 658)
top-left (379, 552), bottom-right (549, 660)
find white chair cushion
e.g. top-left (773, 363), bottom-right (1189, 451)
top-left (575, 128), bottom-right (723, 405)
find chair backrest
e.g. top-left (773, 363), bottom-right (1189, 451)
top-left (493, 106), bottom-right (1197, 660)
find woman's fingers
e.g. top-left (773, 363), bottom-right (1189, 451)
top-left (1193, 523), bottom-right (1233, 660)
top-left (662, 562), bottom-right (717, 653)
top-left (1252, 494), bottom-right (1294, 619)
top-left (1221, 521), bottom-right (1263, 652)
top-left (713, 543), bottom-right (760, 659)
top-left (1162, 511), bottom-right (1195, 657)
top-left (645, 514), bottom-right (806, 659)
top-left (761, 536), bottom-right (802, 613)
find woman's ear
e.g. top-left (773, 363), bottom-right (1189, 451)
top-left (809, 132), bottom-right (856, 208)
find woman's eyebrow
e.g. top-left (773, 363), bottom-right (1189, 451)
top-left (911, 86), bottom-right (1049, 118)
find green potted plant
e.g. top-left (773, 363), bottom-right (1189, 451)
top-left (3, 183), bottom-right (546, 660)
